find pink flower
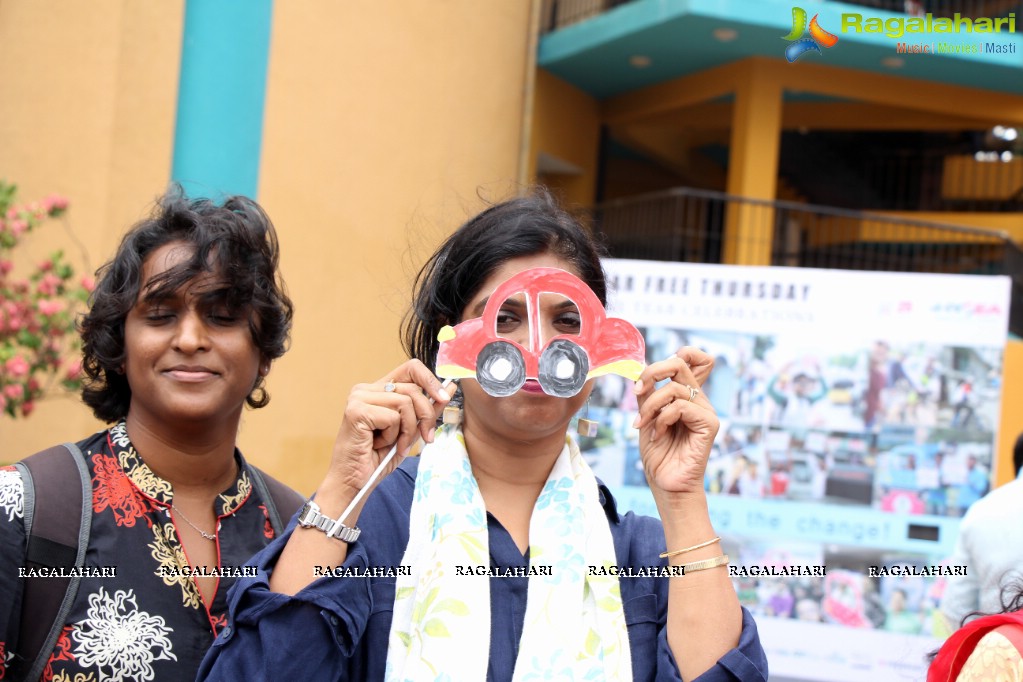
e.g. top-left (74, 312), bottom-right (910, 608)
top-left (37, 299), bottom-right (65, 316)
top-left (0, 260), bottom-right (12, 276)
top-left (80, 276), bottom-right (96, 293)
top-left (4, 384), bottom-right (24, 400)
top-left (65, 358), bottom-right (83, 381)
top-left (5, 208), bottom-right (17, 221)
top-left (36, 273), bottom-right (62, 296)
top-left (9, 219), bottom-right (28, 237)
top-left (5, 356), bottom-right (30, 378)
top-left (41, 194), bottom-right (69, 215)
top-left (38, 259), bottom-right (53, 272)
top-left (20, 400), bottom-right (34, 417)
top-left (0, 393), bottom-right (6, 411)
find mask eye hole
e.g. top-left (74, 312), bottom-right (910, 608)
top-left (539, 293), bottom-right (582, 347)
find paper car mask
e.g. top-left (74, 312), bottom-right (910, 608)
top-left (435, 267), bottom-right (646, 397)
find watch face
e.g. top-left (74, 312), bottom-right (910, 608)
top-left (298, 501), bottom-right (318, 525)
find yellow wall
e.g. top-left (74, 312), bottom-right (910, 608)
top-left (0, 0), bottom-right (184, 453)
top-left (996, 339), bottom-right (1023, 487)
top-left (1, 1), bottom-right (533, 497)
top-left (530, 68), bottom-right (600, 207)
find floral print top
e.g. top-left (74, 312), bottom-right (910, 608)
top-left (957, 629), bottom-right (1023, 681)
top-left (0, 423), bottom-right (292, 682)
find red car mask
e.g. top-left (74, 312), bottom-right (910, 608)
top-left (436, 267), bottom-right (646, 398)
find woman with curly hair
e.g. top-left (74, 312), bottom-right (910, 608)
top-left (0, 186), bottom-right (303, 682)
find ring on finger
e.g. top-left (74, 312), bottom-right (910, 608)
top-left (384, 382), bottom-right (397, 393)
top-left (685, 384), bottom-right (699, 402)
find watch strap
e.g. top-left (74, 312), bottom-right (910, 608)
top-left (297, 499), bottom-right (361, 543)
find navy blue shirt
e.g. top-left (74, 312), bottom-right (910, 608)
top-left (198, 458), bottom-right (768, 681)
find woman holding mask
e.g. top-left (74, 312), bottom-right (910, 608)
top-left (199, 191), bottom-right (767, 681)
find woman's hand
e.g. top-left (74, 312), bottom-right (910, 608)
top-left (324, 359), bottom-right (451, 495)
top-left (271, 360), bottom-right (450, 597)
top-left (633, 347), bottom-right (719, 497)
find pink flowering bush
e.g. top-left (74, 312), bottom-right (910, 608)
top-left (0, 181), bottom-right (91, 418)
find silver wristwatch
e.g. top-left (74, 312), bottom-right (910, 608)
top-left (296, 499), bottom-right (361, 543)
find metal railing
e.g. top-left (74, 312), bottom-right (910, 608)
top-left (836, 0), bottom-right (1022, 18)
top-left (540, 0), bottom-right (1022, 34)
top-left (781, 144), bottom-right (1023, 212)
top-left (540, 0), bottom-right (633, 33)
top-left (591, 187), bottom-right (1023, 335)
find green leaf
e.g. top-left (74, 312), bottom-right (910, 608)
top-left (395, 586), bottom-right (415, 600)
top-left (421, 586), bottom-right (440, 610)
top-left (433, 598), bottom-right (469, 616)
top-left (423, 619), bottom-right (450, 637)
top-left (397, 631), bottom-right (412, 649)
top-left (457, 535), bottom-right (486, 561)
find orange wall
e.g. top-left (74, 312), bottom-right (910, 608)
top-left (878, 212), bottom-right (1023, 243)
top-left (0, 0), bottom-right (184, 453)
top-left (1, 2), bottom-right (533, 498)
top-left (530, 68), bottom-right (600, 207)
top-left (943, 155), bottom-right (1023, 201)
top-left (214, 2), bottom-right (532, 492)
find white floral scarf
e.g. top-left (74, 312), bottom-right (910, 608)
top-left (385, 426), bottom-right (633, 681)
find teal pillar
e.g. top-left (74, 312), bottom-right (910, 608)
top-left (171, 0), bottom-right (273, 199)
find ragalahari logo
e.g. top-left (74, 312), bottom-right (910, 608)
top-left (783, 7), bottom-right (839, 62)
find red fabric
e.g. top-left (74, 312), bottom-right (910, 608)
top-left (91, 452), bottom-right (158, 527)
top-left (929, 611), bottom-right (1023, 681)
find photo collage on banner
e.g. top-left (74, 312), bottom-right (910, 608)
top-left (581, 260), bottom-right (1011, 682)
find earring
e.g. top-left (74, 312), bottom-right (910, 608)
top-left (577, 399), bottom-right (600, 438)
top-left (442, 380), bottom-right (463, 426)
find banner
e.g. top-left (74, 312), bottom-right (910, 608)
top-left (586, 260), bottom-right (1012, 682)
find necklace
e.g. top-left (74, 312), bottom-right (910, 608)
top-left (171, 503), bottom-right (217, 541)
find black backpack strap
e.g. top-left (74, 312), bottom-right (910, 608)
top-left (247, 465), bottom-right (303, 536)
top-left (12, 442), bottom-right (90, 682)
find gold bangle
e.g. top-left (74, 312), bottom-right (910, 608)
top-left (659, 536), bottom-right (721, 559)
top-left (680, 554), bottom-right (730, 574)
